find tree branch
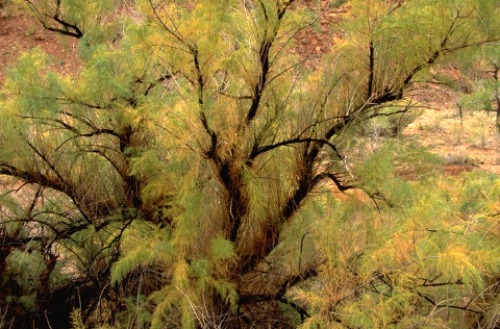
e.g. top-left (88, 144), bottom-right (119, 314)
top-left (24, 0), bottom-right (83, 38)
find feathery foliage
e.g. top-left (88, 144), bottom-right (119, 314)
top-left (1, 0), bottom-right (499, 328)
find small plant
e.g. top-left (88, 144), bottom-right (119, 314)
top-left (468, 111), bottom-right (493, 148)
top-left (70, 309), bottom-right (86, 329)
top-left (361, 105), bottom-right (422, 138)
top-left (24, 26), bottom-right (36, 38)
top-left (418, 117), bottom-right (442, 132)
top-left (443, 152), bottom-right (480, 166)
top-left (456, 43), bottom-right (500, 133)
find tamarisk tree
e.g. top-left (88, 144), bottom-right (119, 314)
top-left (1, 0), bottom-right (499, 328)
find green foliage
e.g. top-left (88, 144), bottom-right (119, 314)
top-left (296, 171), bottom-right (500, 329)
top-left (210, 238), bottom-right (234, 262)
top-left (359, 104), bottom-right (422, 138)
top-left (6, 250), bottom-right (45, 292)
top-left (70, 309), bottom-right (87, 329)
top-left (456, 42), bottom-right (500, 132)
top-left (1, 0), bottom-right (499, 328)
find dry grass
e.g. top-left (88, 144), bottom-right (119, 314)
top-left (405, 84), bottom-right (500, 175)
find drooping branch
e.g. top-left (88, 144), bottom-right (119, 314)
top-left (400, 9), bottom-right (500, 88)
top-left (415, 291), bottom-right (482, 314)
top-left (48, 13), bottom-right (83, 38)
top-left (20, 114), bottom-right (120, 140)
top-left (0, 163), bottom-right (68, 197)
top-left (250, 137), bottom-right (344, 160)
top-left (0, 160), bottom-right (118, 221)
top-left (312, 172), bottom-right (354, 192)
top-left (142, 73), bottom-right (178, 97)
top-left (24, 0), bottom-right (83, 38)
top-left (0, 163), bottom-right (93, 223)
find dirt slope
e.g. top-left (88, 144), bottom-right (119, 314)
top-left (0, 6), bottom-right (79, 82)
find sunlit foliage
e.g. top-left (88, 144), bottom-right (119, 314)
top-left (1, 0), bottom-right (499, 328)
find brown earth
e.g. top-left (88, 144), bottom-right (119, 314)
top-left (406, 83), bottom-right (500, 175)
top-left (0, 6), bottom-right (79, 83)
